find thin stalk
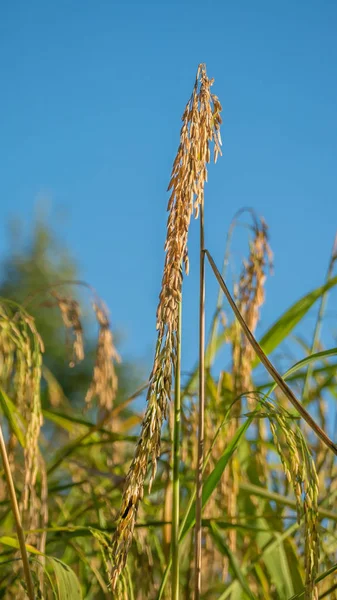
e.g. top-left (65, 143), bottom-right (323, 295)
top-left (0, 422), bottom-right (35, 600)
top-left (171, 300), bottom-right (182, 600)
top-left (126, 564), bottom-right (135, 600)
top-left (157, 406), bottom-right (234, 600)
top-left (194, 201), bottom-right (205, 600)
top-left (302, 232), bottom-right (337, 402)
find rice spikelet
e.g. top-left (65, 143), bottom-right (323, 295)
top-left (265, 399), bottom-right (319, 600)
top-left (86, 302), bottom-right (121, 411)
top-left (51, 290), bottom-right (84, 367)
top-left (224, 215), bottom-right (272, 570)
top-left (232, 216), bottom-right (273, 400)
top-left (110, 63), bottom-right (222, 590)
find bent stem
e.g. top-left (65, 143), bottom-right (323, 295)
top-left (194, 202), bottom-right (205, 600)
top-left (171, 300), bottom-right (182, 600)
top-left (205, 248), bottom-right (337, 455)
top-left (0, 422), bottom-right (35, 600)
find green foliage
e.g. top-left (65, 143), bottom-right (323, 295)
top-left (1, 214), bottom-right (337, 599)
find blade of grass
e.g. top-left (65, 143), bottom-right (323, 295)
top-left (239, 482), bottom-right (337, 522)
top-left (267, 347), bottom-right (337, 397)
top-left (251, 274), bottom-right (337, 368)
top-left (288, 562), bottom-right (337, 599)
top-left (126, 564), bottom-right (135, 600)
top-left (181, 417), bottom-right (252, 538)
top-left (157, 414), bottom-right (252, 600)
top-left (47, 384), bottom-right (147, 474)
top-left (218, 521), bottom-right (299, 600)
top-left (48, 557), bottom-right (82, 600)
top-left (302, 232), bottom-right (337, 401)
top-left (209, 521), bottom-right (255, 600)
top-left (219, 482), bottom-right (337, 599)
top-left (0, 387), bottom-right (26, 447)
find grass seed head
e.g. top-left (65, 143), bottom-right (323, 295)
top-left (110, 62), bottom-right (222, 589)
top-left (51, 290), bottom-right (84, 367)
top-left (0, 301), bottom-right (45, 539)
top-left (262, 399), bottom-right (319, 600)
top-left (86, 302), bottom-right (120, 411)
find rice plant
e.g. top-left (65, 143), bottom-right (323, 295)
top-left (1, 63), bottom-right (337, 600)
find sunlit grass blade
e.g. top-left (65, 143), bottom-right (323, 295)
top-left (156, 409), bottom-right (249, 600)
top-left (209, 521), bottom-right (255, 600)
top-left (302, 232), bottom-right (337, 401)
top-left (0, 386), bottom-right (26, 447)
top-left (49, 557), bottom-right (82, 600)
top-left (251, 275), bottom-right (337, 367)
top-left (239, 482), bottom-right (337, 522)
top-left (288, 563), bottom-right (337, 599)
top-left (267, 347), bottom-right (337, 396)
top-left (181, 418), bottom-right (252, 538)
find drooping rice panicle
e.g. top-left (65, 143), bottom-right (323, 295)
top-left (0, 301), bottom-right (45, 538)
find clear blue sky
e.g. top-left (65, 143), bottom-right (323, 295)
top-left (1, 1), bottom-right (337, 374)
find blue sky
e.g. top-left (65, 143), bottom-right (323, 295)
top-left (1, 1), bottom-right (337, 375)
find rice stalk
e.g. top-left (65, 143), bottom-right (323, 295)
top-left (0, 421), bottom-right (35, 600)
top-left (171, 301), bottom-right (182, 600)
top-left (110, 62), bottom-right (222, 591)
top-left (194, 197), bottom-right (205, 600)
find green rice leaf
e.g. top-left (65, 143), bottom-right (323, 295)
top-left (252, 276), bottom-right (337, 367)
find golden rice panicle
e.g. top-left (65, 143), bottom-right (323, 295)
top-left (265, 400), bottom-right (319, 600)
top-left (222, 215), bottom-right (272, 567)
top-left (303, 451), bottom-right (320, 600)
top-left (0, 301), bottom-right (45, 538)
top-left (51, 290), bottom-right (84, 367)
top-left (15, 312), bottom-right (44, 525)
top-left (233, 215), bottom-right (273, 397)
top-left (85, 302), bottom-right (121, 411)
top-left (110, 63), bottom-right (222, 590)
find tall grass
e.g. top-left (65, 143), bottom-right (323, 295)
top-left (0, 64), bottom-right (337, 600)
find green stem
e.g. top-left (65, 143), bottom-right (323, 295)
top-left (171, 300), bottom-right (182, 600)
top-left (0, 422), bottom-right (35, 600)
top-left (302, 232), bottom-right (337, 402)
top-left (194, 202), bottom-right (205, 600)
top-left (157, 407), bottom-right (233, 600)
